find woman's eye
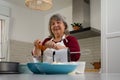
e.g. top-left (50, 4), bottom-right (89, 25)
top-left (57, 21), bottom-right (61, 24)
top-left (51, 23), bottom-right (55, 26)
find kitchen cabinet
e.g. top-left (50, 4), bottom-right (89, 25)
top-left (101, 0), bottom-right (120, 73)
top-left (70, 27), bottom-right (100, 39)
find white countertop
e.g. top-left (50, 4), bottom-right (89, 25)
top-left (0, 73), bottom-right (120, 80)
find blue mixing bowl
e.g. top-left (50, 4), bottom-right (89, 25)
top-left (19, 64), bottom-right (32, 74)
top-left (27, 62), bottom-right (78, 74)
top-left (27, 63), bottom-right (43, 74)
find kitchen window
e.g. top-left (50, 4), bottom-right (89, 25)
top-left (0, 15), bottom-right (9, 61)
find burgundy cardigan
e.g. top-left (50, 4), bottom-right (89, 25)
top-left (42, 35), bottom-right (81, 61)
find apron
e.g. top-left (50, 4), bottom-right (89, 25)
top-left (43, 35), bottom-right (68, 63)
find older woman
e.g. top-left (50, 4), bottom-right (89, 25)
top-left (32, 14), bottom-right (80, 63)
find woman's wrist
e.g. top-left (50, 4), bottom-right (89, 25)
top-left (32, 48), bottom-right (41, 57)
top-left (32, 52), bottom-right (40, 58)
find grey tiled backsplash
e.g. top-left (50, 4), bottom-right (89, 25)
top-left (9, 40), bottom-right (33, 64)
top-left (78, 36), bottom-right (101, 69)
top-left (9, 36), bottom-right (101, 69)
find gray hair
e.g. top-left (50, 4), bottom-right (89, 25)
top-left (48, 14), bottom-right (70, 38)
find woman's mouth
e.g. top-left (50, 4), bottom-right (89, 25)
top-left (53, 27), bottom-right (60, 31)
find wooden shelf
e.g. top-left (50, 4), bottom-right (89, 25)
top-left (70, 27), bottom-right (101, 39)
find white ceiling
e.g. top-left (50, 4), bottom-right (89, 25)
top-left (4, 0), bottom-right (72, 14)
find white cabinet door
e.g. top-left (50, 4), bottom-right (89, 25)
top-left (101, 0), bottom-right (120, 73)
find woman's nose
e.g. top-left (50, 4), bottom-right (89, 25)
top-left (54, 23), bottom-right (58, 26)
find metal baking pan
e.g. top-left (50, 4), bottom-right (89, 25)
top-left (0, 62), bottom-right (20, 74)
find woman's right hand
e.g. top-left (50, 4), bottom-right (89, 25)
top-left (33, 39), bottom-right (42, 57)
top-left (34, 39), bottom-right (42, 49)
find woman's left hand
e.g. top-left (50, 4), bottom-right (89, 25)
top-left (55, 44), bottom-right (67, 50)
top-left (45, 40), bottom-right (56, 49)
top-left (45, 40), bottom-right (66, 50)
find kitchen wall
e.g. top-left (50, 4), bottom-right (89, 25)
top-left (1, 0), bottom-right (101, 69)
top-left (90, 0), bottom-right (101, 30)
top-left (9, 4), bottom-right (45, 43)
top-left (9, 40), bottom-right (33, 63)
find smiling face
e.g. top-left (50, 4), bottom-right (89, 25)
top-left (48, 14), bottom-right (69, 38)
top-left (50, 19), bottom-right (65, 38)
